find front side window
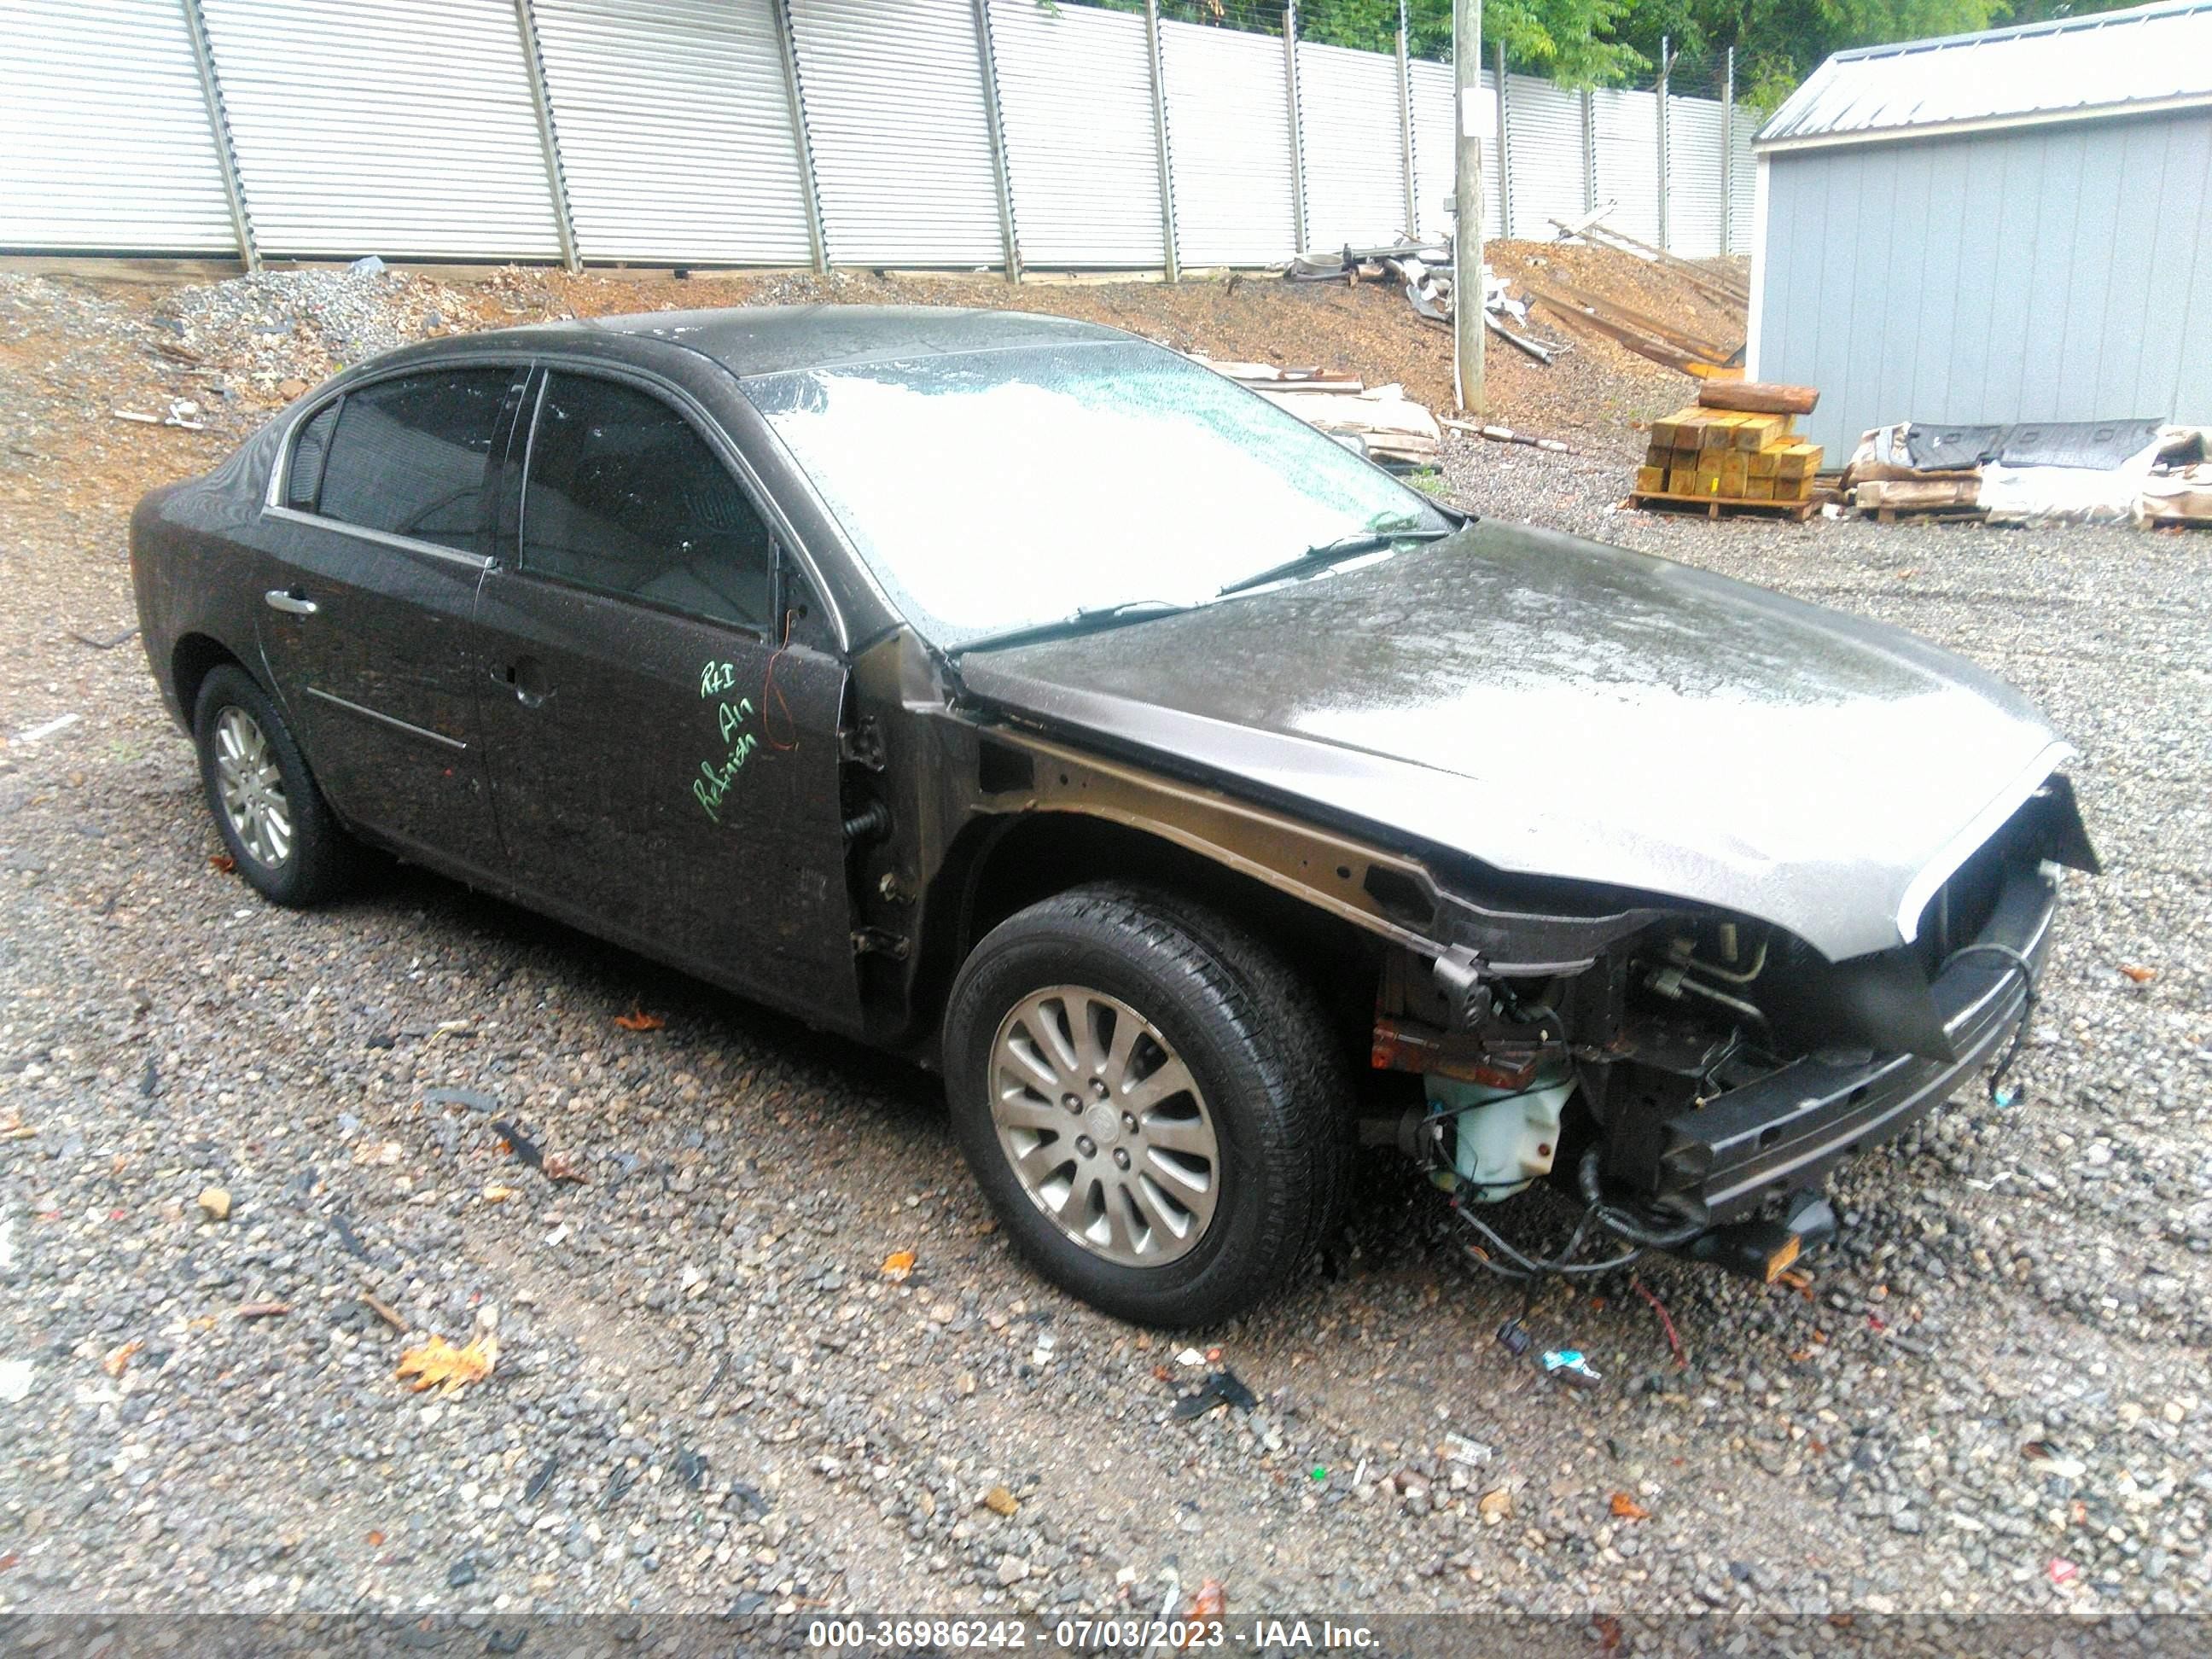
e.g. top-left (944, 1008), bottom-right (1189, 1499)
top-left (520, 372), bottom-right (772, 632)
top-left (311, 367), bottom-right (515, 556)
top-left (742, 341), bottom-right (1448, 648)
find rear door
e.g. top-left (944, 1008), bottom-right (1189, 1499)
top-left (471, 365), bottom-right (859, 1022)
top-left (255, 364), bottom-right (527, 873)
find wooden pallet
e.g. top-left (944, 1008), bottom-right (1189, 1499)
top-left (1627, 489), bottom-right (1818, 522)
top-left (1870, 504), bottom-right (1988, 525)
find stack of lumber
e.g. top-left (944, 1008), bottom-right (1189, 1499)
top-left (1629, 381), bottom-right (1824, 519)
top-left (1191, 356), bottom-right (1442, 465)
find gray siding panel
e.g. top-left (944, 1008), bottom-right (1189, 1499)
top-left (1758, 110), bottom-right (2212, 451)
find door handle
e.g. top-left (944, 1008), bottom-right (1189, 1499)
top-left (264, 588), bottom-right (317, 616)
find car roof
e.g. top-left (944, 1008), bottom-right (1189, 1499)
top-left (469, 304), bottom-right (1136, 378)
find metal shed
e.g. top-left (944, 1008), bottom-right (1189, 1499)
top-left (1748, 0), bottom-right (2212, 456)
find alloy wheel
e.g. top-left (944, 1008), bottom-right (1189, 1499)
top-left (989, 985), bottom-right (1220, 1266)
top-left (212, 705), bottom-right (294, 869)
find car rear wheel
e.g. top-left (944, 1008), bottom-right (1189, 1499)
top-left (194, 663), bottom-right (356, 907)
top-left (944, 882), bottom-right (1349, 1327)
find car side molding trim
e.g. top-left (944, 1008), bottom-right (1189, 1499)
top-left (302, 685), bottom-right (468, 753)
top-left (263, 504), bottom-right (495, 573)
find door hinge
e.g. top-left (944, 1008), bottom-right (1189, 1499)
top-left (851, 926), bottom-right (910, 961)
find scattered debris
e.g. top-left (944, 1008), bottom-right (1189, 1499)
top-left (1528, 276), bottom-right (1740, 377)
top-left (1477, 1486), bottom-right (1513, 1523)
top-left (12, 712), bottom-right (79, 744)
top-left (599, 1465), bottom-right (636, 1511)
top-left (362, 1294), bottom-right (408, 1332)
top-left (1630, 1276), bottom-right (1686, 1369)
top-left (234, 1301), bottom-right (291, 1321)
top-left (492, 1119), bottom-right (544, 1169)
top-left (447, 1557), bottom-right (477, 1588)
top-left (67, 626), bottom-right (139, 650)
top-left (195, 1186), bottom-right (231, 1222)
top-left (1495, 1318), bottom-right (1532, 1358)
top-left (1185, 1578), bottom-right (1227, 1623)
top-left (423, 1086), bottom-right (499, 1113)
top-left (881, 1249), bottom-right (916, 1281)
top-left (1192, 356), bottom-right (1442, 465)
top-left (395, 1333), bottom-right (500, 1397)
top-left (982, 1484), bottom-right (1020, 1516)
top-left (0, 1361), bottom-right (32, 1404)
top-left (1175, 1347), bottom-right (1205, 1368)
top-left (1443, 1432), bottom-right (1495, 1468)
top-left (675, 1447), bottom-right (708, 1490)
top-left (207, 852), bottom-right (236, 874)
top-left (2119, 963), bottom-right (2157, 984)
top-left (523, 1454), bottom-right (559, 1502)
top-left (1438, 416), bottom-right (1570, 453)
top-left (614, 1006), bottom-right (666, 1032)
top-left (540, 1150), bottom-right (586, 1185)
top-left (101, 1339), bottom-right (143, 1378)
top-left (481, 1184), bottom-right (515, 1204)
top-left (1541, 1348), bottom-right (1603, 1388)
top-left (1172, 1366), bottom-right (1260, 1420)
top-left (1609, 1491), bottom-right (1651, 1521)
top-left (2047, 1557), bottom-right (2080, 1588)
top-left (1551, 208), bottom-right (1749, 311)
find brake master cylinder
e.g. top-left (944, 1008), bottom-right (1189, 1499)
top-left (1425, 1066), bottom-right (1575, 1202)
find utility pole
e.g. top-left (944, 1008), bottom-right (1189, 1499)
top-left (1453, 0), bottom-right (1483, 413)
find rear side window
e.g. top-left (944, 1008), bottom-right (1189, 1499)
top-left (313, 368), bottom-right (515, 556)
top-left (286, 401), bottom-right (340, 510)
top-left (520, 372), bottom-right (772, 632)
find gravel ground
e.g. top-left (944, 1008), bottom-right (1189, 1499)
top-left (1, 268), bottom-right (2208, 1627)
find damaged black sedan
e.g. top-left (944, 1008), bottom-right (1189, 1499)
top-left (131, 306), bottom-right (2096, 1326)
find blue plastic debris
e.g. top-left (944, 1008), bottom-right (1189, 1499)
top-left (1541, 1348), bottom-right (1603, 1388)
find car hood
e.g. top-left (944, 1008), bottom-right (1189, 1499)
top-left (954, 521), bottom-right (2071, 963)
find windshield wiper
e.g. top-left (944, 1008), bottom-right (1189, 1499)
top-left (949, 599), bottom-right (1190, 657)
top-left (1216, 524), bottom-right (1454, 597)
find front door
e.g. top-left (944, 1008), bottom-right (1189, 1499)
top-left (472, 368), bottom-right (859, 1022)
top-left (252, 364), bottom-right (524, 873)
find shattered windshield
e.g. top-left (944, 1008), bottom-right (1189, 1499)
top-left (742, 341), bottom-right (1450, 648)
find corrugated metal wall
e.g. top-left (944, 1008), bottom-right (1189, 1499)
top-left (1727, 117), bottom-right (1755, 253)
top-left (1295, 40), bottom-right (1407, 250)
top-left (530, 0), bottom-right (812, 265)
top-left (988, 0), bottom-right (1163, 269)
top-left (0, 0), bottom-right (240, 253)
top-left (0, 2), bottom-right (1757, 275)
top-left (1505, 75), bottom-right (1587, 241)
top-left (1591, 87), bottom-right (1661, 246)
top-left (1755, 112), bottom-right (2212, 452)
top-left (788, 0), bottom-right (1003, 267)
top-left (1666, 96), bottom-right (1725, 256)
top-left (1407, 61), bottom-right (1502, 243)
top-left (197, 0), bottom-right (564, 261)
top-left (1159, 20), bottom-right (1295, 268)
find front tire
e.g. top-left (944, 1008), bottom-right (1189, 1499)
top-left (194, 663), bottom-right (355, 907)
top-left (943, 883), bottom-right (1349, 1327)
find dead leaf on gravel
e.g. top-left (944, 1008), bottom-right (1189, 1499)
top-left (396, 1333), bottom-right (499, 1397)
top-left (540, 1151), bottom-right (585, 1185)
top-left (482, 1184), bottom-right (514, 1203)
top-left (2119, 963), bottom-right (2157, 984)
top-left (207, 853), bottom-right (235, 873)
top-left (881, 1249), bottom-right (916, 1281)
top-left (1478, 1487), bottom-right (1513, 1522)
top-left (614, 1006), bottom-right (665, 1032)
top-left (101, 1339), bottom-right (143, 1377)
top-left (1184, 1579), bottom-right (1226, 1627)
top-left (982, 1485), bottom-right (1019, 1516)
top-left (1609, 1492), bottom-right (1650, 1521)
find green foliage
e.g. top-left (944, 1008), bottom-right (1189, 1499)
top-left (1068, 0), bottom-right (2147, 100)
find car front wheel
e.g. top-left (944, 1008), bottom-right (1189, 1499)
top-left (943, 883), bottom-right (1349, 1327)
top-left (194, 663), bottom-right (356, 906)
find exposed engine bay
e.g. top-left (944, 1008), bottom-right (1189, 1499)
top-left (1368, 777), bottom-right (2098, 1283)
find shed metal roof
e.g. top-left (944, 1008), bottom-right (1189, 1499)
top-left (1755, 0), bottom-right (2212, 152)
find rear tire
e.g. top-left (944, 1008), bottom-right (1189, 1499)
top-left (943, 882), bottom-right (1350, 1327)
top-left (194, 663), bottom-right (356, 907)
